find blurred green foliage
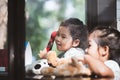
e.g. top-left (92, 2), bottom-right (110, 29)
top-left (25, 0), bottom-right (85, 60)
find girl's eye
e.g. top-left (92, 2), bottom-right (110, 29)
top-left (88, 44), bottom-right (91, 47)
top-left (62, 36), bottom-right (66, 39)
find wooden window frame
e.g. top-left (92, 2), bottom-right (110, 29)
top-left (86, 0), bottom-right (116, 31)
top-left (8, 0), bottom-right (25, 80)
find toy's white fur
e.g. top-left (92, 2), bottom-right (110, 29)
top-left (32, 59), bottom-right (49, 74)
top-left (25, 59), bottom-right (49, 75)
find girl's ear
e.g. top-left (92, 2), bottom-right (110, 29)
top-left (99, 46), bottom-right (109, 60)
top-left (72, 39), bottom-right (80, 47)
top-left (102, 46), bottom-right (109, 56)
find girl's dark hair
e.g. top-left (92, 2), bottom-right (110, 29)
top-left (90, 25), bottom-right (120, 66)
top-left (60, 18), bottom-right (88, 50)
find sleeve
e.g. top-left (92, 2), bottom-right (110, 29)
top-left (104, 60), bottom-right (120, 78)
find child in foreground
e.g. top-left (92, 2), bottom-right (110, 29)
top-left (84, 26), bottom-right (120, 78)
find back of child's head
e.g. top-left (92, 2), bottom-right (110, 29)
top-left (89, 25), bottom-right (120, 66)
top-left (60, 18), bottom-right (88, 50)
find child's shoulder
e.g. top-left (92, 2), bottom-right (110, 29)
top-left (104, 60), bottom-right (120, 67)
top-left (64, 48), bottom-right (85, 58)
top-left (67, 48), bottom-right (84, 53)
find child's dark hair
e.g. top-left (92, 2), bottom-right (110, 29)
top-left (60, 18), bottom-right (88, 50)
top-left (89, 25), bottom-right (120, 66)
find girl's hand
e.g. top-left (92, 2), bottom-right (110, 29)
top-left (75, 55), bottom-right (85, 64)
top-left (38, 48), bottom-right (47, 59)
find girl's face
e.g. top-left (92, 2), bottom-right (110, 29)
top-left (55, 26), bottom-right (74, 52)
top-left (86, 38), bottom-right (100, 59)
top-left (86, 32), bottom-right (104, 61)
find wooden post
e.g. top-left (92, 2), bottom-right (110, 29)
top-left (8, 0), bottom-right (25, 80)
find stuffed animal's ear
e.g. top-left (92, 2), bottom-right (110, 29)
top-left (71, 57), bottom-right (80, 68)
top-left (46, 51), bottom-right (58, 67)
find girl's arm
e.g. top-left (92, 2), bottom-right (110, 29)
top-left (84, 54), bottom-right (114, 78)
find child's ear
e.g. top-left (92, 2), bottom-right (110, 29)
top-left (102, 46), bottom-right (109, 56)
top-left (72, 39), bottom-right (80, 47)
top-left (100, 46), bottom-right (109, 59)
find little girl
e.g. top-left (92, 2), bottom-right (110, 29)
top-left (84, 26), bottom-right (120, 78)
top-left (39, 18), bottom-right (88, 66)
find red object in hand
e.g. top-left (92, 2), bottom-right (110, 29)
top-left (46, 31), bottom-right (57, 52)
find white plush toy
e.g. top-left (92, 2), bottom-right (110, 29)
top-left (25, 59), bottom-right (49, 75)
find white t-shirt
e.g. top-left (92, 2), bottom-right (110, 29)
top-left (63, 48), bottom-right (85, 59)
top-left (104, 60), bottom-right (120, 79)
